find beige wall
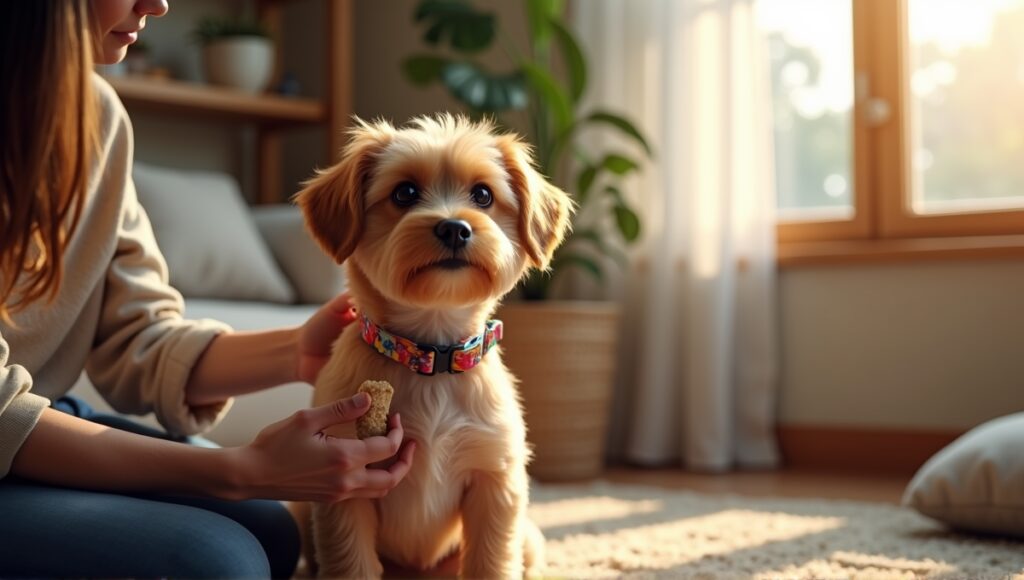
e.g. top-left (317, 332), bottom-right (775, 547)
top-left (779, 260), bottom-right (1024, 431)
top-left (126, 1), bottom-right (1024, 434)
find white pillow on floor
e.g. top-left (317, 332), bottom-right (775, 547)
top-left (133, 162), bottom-right (295, 304)
top-left (902, 412), bottom-right (1024, 539)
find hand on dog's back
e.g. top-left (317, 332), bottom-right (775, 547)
top-left (223, 393), bottom-right (416, 502)
top-left (296, 292), bottom-right (359, 384)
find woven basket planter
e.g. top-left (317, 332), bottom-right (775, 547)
top-left (496, 301), bottom-right (620, 481)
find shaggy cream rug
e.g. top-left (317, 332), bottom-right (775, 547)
top-left (529, 481), bottom-right (1024, 579)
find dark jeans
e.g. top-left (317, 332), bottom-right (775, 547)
top-left (0, 397), bottom-right (299, 579)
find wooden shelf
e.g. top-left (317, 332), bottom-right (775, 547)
top-left (107, 75), bottom-right (325, 125)
top-left (105, 0), bottom-right (351, 203)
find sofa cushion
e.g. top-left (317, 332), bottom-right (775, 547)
top-left (184, 298), bottom-right (319, 331)
top-left (902, 412), bottom-right (1024, 539)
top-left (133, 162), bottom-right (295, 304)
top-left (251, 205), bottom-right (346, 304)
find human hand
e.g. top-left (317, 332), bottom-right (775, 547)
top-left (296, 292), bottom-right (358, 384)
top-left (224, 393), bottom-right (416, 502)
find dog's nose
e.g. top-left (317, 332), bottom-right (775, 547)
top-left (434, 219), bottom-right (472, 249)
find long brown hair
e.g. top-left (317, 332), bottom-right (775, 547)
top-left (0, 0), bottom-right (99, 324)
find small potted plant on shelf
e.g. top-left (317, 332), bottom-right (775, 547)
top-left (193, 16), bottom-right (274, 94)
top-left (403, 0), bottom-right (653, 481)
top-left (124, 40), bottom-right (151, 76)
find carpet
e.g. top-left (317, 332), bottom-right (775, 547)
top-left (529, 481), bottom-right (1024, 579)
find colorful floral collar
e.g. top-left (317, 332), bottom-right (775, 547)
top-left (359, 315), bottom-right (504, 376)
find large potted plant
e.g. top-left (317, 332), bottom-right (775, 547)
top-left (403, 0), bottom-right (653, 480)
top-left (194, 17), bottom-right (274, 94)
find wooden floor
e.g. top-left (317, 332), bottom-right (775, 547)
top-left (599, 467), bottom-right (911, 504)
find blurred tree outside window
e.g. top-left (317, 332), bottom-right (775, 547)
top-left (909, 0), bottom-right (1024, 214)
top-left (759, 0), bottom-right (854, 221)
top-left (758, 0), bottom-right (1024, 241)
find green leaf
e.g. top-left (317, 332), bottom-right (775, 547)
top-left (525, 0), bottom-right (554, 45)
top-left (543, 122), bottom-right (575, 175)
top-left (525, 0), bottom-right (565, 43)
top-left (584, 111), bottom-right (653, 156)
top-left (414, 0), bottom-right (495, 53)
top-left (521, 62), bottom-right (574, 134)
top-left (549, 18), bottom-right (586, 103)
top-left (506, 79), bottom-right (530, 109)
top-left (441, 63), bottom-right (528, 112)
top-left (547, 110), bottom-right (654, 171)
top-left (602, 154), bottom-right (639, 175)
top-left (573, 229), bottom-right (629, 268)
top-left (576, 164), bottom-right (598, 204)
top-left (551, 253), bottom-right (604, 283)
top-left (193, 17), bottom-right (269, 44)
top-left (402, 55), bottom-right (448, 86)
top-left (603, 184), bottom-right (625, 204)
top-left (424, 21), bottom-right (446, 45)
top-left (614, 204), bottom-right (642, 242)
top-left (488, 73), bottom-right (531, 111)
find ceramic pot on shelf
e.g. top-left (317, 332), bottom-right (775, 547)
top-left (202, 36), bottom-right (274, 94)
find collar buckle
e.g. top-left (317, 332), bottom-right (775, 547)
top-left (423, 345), bottom-right (460, 376)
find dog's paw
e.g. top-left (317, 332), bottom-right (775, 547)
top-left (523, 518), bottom-right (546, 579)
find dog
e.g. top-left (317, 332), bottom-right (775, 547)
top-left (293, 114), bottom-right (573, 578)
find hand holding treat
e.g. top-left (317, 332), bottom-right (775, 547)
top-left (356, 380), bottom-right (394, 439)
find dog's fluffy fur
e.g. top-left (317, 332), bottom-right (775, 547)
top-left (294, 114), bottom-right (573, 578)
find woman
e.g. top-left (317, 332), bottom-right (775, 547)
top-left (0, 1), bottom-right (416, 577)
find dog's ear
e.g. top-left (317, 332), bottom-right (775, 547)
top-left (293, 119), bottom-right (392, 264)
top-left (497, 135), bottom-right (575, 270)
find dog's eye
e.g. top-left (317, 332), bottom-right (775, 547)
top-left (391, 182), bottom-right (420, 207)
top-left (470, 184), bottom-right (493, 208)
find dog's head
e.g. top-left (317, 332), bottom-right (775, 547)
top-left (295, 114), bottom-right (573, 308)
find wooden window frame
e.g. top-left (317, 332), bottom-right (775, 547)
top-left (777, 0), bottom-right (1024, 256)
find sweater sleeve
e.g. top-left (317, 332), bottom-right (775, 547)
top-left (0, 336), bottom-right (50, 478)
top-left (84, 75), bottom-right (234, 436)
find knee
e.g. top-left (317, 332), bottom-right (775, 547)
top-left (171, 516), bottom-right (272, 579)
top-left (241, 500), bottom-right (301, 579)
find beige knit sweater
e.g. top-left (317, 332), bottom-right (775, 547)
top-left (0, 74), bottom-right (234, 478)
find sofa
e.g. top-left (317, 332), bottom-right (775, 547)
top-left (70, 162), bottom-right (345, 446)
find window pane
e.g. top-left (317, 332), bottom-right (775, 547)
top-left (909, 0), bottom-right (1024, 214)
top-left (758, 0), bottom-right (855, 221)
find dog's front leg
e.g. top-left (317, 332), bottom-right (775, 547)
top-left (312, 499), bottom-right (382, 579)
top-left (461, 469), bottom-right (528, 579)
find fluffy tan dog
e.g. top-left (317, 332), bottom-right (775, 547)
top-left (294, 114), bottom-right (573, 579)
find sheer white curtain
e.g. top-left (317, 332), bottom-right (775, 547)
top-left (573, 0), bottom-right (780, 471)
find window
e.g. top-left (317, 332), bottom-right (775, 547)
top-left (760, 0), bottom-right (1024, 247)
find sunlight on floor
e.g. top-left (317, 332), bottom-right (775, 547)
top-left (531, 504), bottom-right (845, 576)
top-left (529, 496), bottom-right (663, 529)
top-left (823, 551), bottom-right (958, 576)
top-left (530, 482), bottom-right (1024, 578)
